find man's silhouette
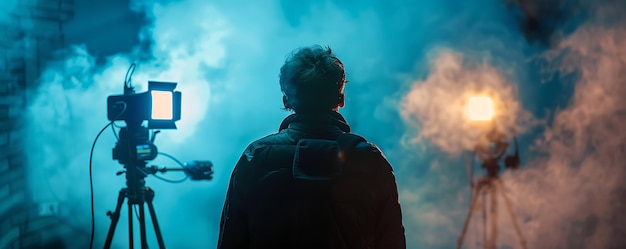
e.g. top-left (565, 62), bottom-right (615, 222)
top-left (218, 45), bottom-right (406, 249)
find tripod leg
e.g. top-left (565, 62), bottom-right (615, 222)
top-left (494, 179), bottom-right (528, 249)
top-left (146, 188), bottom-right (166, 249)
top-left (140, 203), bottom-right (149, 249)
top-left (481, 189), bottom-right (487, 249)
top-left (104, 189), bottom-right (126, 249)
top-left (457, 185), bottom-right (483, 249)
top-left (486, 183), bottom-right (498, 249)
top-left (129, 201), bottom-right (134, 249)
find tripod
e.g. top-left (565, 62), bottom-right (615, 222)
top-left (457, 128), bottom-right (527, 249)
top-left (456, 176), bottom-right (527, 249)
top-left (103, 123), bottom-right (166, 249)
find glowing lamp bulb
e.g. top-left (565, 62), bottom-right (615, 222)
top-left (466, 96), bottom-right (494, 121)
top-left (151, 90), bottom-right (173, 120)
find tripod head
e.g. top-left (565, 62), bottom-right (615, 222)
top-left (113, 122), bottom-right (156, 164)
top-left (473, 127), bottom-right (520, 178)
top-left (110, 111), bottom-right (214, 188)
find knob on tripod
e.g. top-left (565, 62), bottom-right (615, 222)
top-left (504, 136), bottom-right (520, 170)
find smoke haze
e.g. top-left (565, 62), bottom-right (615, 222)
top-left (0, 1), bottom-right (17, 23)
top-left (401, 50), bottom-right (535, 155)
top-left (502, 25), bottom-right (626, 249)
top-left (16, 0), bottom-right (626, 248)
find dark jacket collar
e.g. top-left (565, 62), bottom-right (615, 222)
top-left (279, 110), bottom-right (351, 133)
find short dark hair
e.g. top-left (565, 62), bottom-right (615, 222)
top-left (279, 45), bottom-right (346, 112)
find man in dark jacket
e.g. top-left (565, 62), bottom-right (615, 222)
top-left (217, 45), bottom-right (405, 249)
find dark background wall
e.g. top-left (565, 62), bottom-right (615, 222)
top-left (0, 1), bottom-right (74, 248)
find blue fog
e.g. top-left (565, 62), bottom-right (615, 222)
top-left (15, 0), bottom-right (626, 248)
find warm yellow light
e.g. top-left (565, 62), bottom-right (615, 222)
top-left (151, 91), bottom-right (173, 120)
top-left (466, 96), bottom-right (494, 121)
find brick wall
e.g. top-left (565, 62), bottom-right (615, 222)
top-left (0, 0), bottom-right (75, 248)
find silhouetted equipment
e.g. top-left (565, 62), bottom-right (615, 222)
top-left (102, 65), bottom-right (213, 249)
top-left (140, 160), bottom-right (214, 181)
top-left (457, 127), bottom-right (526, 249)
top-left (473, 128), bottom-right (521, 177)
top-left (107, 80), bottom-right (182, 129)
top-left (182, 160), bottom-right (214, 180)
top-left (104, 123), bottom-right (166, 249)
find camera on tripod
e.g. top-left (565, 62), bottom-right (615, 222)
top-left (100, 74), bottom-right (213, 249)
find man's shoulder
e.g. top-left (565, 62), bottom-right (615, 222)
top-left (250, 131), bottom-right (294, 147)
top-left (338, 133), bottom-right (394, 171)
top-left (338, 133), bottom-right (384, 154)
top-left (241, 131), bottom-right (295, 162)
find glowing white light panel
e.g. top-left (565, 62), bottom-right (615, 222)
top-left (151, 90), bottom-right (173, 120)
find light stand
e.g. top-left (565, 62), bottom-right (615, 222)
top-left (456, 128), bottom-right (527, 249)
top-left (104, 120), bottom-right (166, 249)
